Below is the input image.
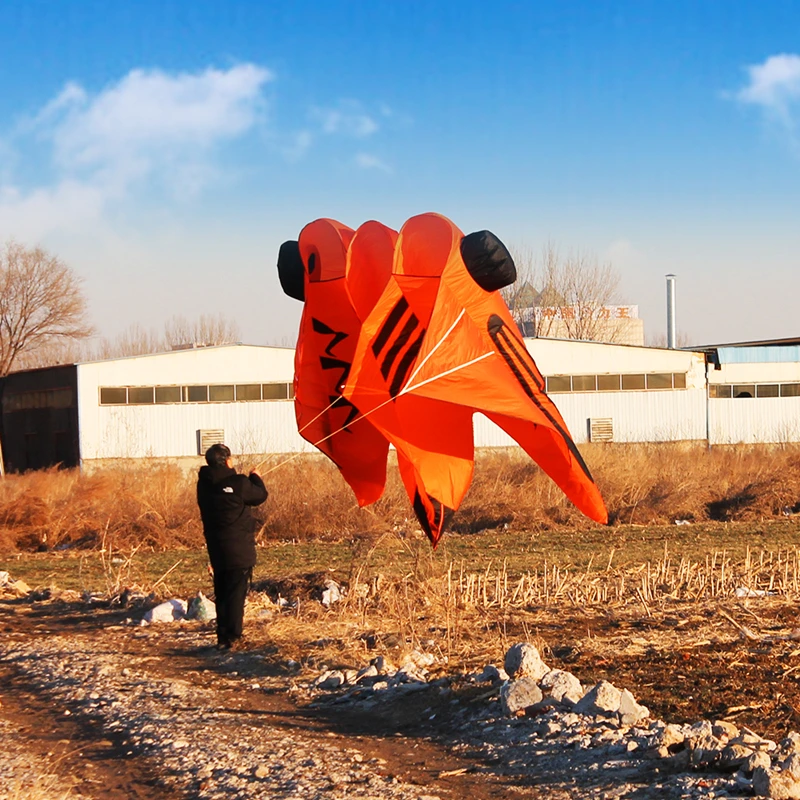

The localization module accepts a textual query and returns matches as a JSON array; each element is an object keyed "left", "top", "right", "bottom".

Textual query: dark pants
[{"left": 213, "top": 567, "right": 252, "bottom": 646}]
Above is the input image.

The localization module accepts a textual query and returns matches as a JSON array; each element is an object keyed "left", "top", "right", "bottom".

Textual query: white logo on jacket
[{"left": 222, "top": 487, "right": 234, "bottom": 493}]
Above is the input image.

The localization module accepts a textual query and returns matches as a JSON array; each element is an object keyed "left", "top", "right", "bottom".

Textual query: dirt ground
[
  {"left": 0, "top": 599, "right": 528, "bottom": 799},
  {"left": 3, "top": 589, "right": 800, "bottom": 798}
]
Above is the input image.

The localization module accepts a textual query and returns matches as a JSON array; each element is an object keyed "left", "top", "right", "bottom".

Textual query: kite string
[
  {"left": 255, "top": 349, "right": 495, "bottom": 476},
  {"left": 403, "top": 308, "right": 465, "bottom": 388}
]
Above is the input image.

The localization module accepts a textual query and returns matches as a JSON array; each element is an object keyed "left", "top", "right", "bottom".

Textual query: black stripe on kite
[
  {"left": 312, "top": 318, "right": 348, "bottom": 357},
  {"left": 380, "top": 312, "right": 419, "bottom": 380},
  {"left": 372, "top": 297, "right": 410, "bottom": 358},
  {"left": 488, "top": 314, "right": 596, "bottom": 485},
  {"left": 389, "top": 326, "right": 426, "bottom": 398},
  {"left": 319, "top": 356, "right": 351, "bottom": 390}
]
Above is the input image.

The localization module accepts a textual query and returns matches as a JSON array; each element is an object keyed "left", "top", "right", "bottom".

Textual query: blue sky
[{"left": 1, "top": 0, "right": 800, "bottom": 347}]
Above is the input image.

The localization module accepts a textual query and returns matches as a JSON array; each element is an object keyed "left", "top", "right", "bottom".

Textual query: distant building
[
  {"left": 508, "top": 282, "right": 645, "bottom": 345},
  {"left": 2, "top": 337, "right": 800, "bottom": 472}
]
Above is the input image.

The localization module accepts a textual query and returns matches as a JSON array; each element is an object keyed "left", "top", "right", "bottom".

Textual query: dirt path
[
  {"left": 5, "top": 595, "right": 795, "bottom": 799},
  {"left": 0, "top": 600, "right": 525, "bottom": 800}
]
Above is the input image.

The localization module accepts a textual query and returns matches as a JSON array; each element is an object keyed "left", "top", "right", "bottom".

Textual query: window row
[
  {"left": 99, "top": 383, "right": 294, "bottom": 406},
  {"left": 3, "top": 388, "right": 74, "bottom": 413},
  {"left": 545, "top": 373, "right": 687, "bottom": 394},
  {"left": 709, "top": 383, "right": 800, "bottom": 399}
]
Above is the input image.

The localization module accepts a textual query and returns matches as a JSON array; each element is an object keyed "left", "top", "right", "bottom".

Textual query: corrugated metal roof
[{"left": 716, "top": 346, "right": 800, "bottom": 364}]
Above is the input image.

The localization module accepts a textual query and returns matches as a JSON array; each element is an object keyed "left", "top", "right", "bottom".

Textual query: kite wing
[{"left": 344, "top": 213, "right": 608, "bottom": 544}]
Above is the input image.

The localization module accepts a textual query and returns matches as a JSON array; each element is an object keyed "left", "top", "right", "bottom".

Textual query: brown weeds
[{"left": 2, "top": 443, "right": 800, "bottom": 554}]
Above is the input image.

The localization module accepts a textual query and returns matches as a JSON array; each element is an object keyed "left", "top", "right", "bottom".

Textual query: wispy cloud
[
  {"left": 310, "top": 100, "right": 379, "bottom": 138},
  {"left": 354, "top": 153, "right": 392, "bottom": 173},
  {"left": 736, "top": 54, "right": 800, "bottom": 148}
]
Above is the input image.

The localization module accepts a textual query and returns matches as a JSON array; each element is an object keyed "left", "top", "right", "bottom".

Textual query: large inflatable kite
[{"left": 278, "top": 212, "right": 608, "bottom": 546}]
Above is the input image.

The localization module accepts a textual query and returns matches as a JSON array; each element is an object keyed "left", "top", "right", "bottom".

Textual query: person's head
[{"left": 205, "top": 443, "right": 232, "bottom": 468}]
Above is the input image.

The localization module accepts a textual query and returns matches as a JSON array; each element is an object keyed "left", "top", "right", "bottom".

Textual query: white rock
[
  {"left": 0, "top": 570, "right": 9, "bottom": 586},
  {"left": 316, "top": 670, "right": 345, "bottom": 690},
  {"left": 783, "top": 733, "right": 800, "bottom": 757},
  {"left": 753, "top": 766, "right": 800, "bottom": 800},
  {"left": 617, "top": 688, "right": 649, "bottom": 725},
  {"left": 356, "top": 664, "right": 379, "bottom": 682},
  {"left": 574, "top": 680, "right": 622, "bottom": 717},
  {"left": 504, "top": 643, "right": 549, "bottom": 681},
  {"left": 406, "top": 650, "right": 435, "bottom": 669},
  {"left": 371, "top": 655, "right": 395, "bottom": 675},
  {"left": 540, "top": 670, "right": 583, "bottom": 704},
  {"left": 744, "top": 749, "right": 772, "bottom": 774},
  {"left": 500, "top": 678, "right": 543, "bottom": 716},
  {"left": 144, "top": 599, "right": 187, "bottom": 623}
]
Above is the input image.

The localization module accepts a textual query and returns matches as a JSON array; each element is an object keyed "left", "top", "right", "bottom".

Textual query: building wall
[
  {"left": 0, "top": 365, "right": 79, "bottom": 471},
  {"left": 482, "top": 338, "right": 708, "bottom": 444},
  {"left": 76, "top": 345, "right": 309, "bottom": 460},
  {"left": 708, "top": 355, "right": 800, "bottom": 444}
]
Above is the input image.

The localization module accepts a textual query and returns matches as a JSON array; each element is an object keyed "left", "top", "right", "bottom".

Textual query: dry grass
[{"left": 2, "top": 443, "right": 800, "bottom": 555}]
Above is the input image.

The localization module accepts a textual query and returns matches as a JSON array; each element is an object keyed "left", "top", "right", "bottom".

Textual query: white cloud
[
  {"left": 0, "top": 180, "right": 106, "bottom": 241},
  {"left": 45, "top": 64, "right": 273, "bottom": 174},
  {"left": 0, "top": 63, "right": 273, "bottom": 240},
  {"left": 311, "top": 100, "right": 379, "bottom": 138},
  {"left": 354, "top": 153, "right": 392, "bottom": 173},
  {"left": 737, "top": 54, "right": 800, "bottom": 118}
]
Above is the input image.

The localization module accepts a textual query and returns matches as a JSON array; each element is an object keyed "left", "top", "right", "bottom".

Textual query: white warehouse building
[{"left": 1, "top": 337, "right": 799, "bottom": 472}]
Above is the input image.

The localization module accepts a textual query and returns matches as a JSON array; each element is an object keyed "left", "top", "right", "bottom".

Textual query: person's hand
[{"left": 250, "top": 469, "right": 261, "bottom": 478}]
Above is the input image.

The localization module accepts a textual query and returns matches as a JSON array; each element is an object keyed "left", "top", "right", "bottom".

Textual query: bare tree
[
  {"left": 0, "top": 241, "right": 93, "bottom": 375},
  {"left": 163, "top": 313, "right": 241, "bottom": 348},
  {"left": 505, "top": 242, "right": 625, "bottom": 342}
]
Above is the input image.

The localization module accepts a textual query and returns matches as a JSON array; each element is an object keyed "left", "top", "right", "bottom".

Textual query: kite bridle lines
[{"left": 257, "top": 308, "right": 495, "bottom": 475}]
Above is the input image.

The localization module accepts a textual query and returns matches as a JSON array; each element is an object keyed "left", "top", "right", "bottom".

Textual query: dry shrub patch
[{"left": 2, "top": 443, "right": 800, "bottom": 555}]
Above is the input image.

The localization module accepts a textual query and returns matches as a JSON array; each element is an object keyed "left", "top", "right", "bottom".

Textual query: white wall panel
[
  {"left": 473, "top": 389, "right": 707, "bottom": 446},
  {"left": 709, "top": 398, "right": 800, "bottom": 444}
]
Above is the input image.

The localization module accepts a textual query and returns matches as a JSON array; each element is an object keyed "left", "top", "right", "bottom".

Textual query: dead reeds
[{"left": 2, "top": 442, "right": 800, "bottom": 554}]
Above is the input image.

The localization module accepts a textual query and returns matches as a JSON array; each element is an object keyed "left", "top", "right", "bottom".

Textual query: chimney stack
[{"left": 666, "top": 274, "right": 677, "bottom": 349}]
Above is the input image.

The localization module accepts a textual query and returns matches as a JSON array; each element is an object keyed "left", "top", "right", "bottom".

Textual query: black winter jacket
[{"left": 196, "top": 465, "right": 268, "bottom": 570}]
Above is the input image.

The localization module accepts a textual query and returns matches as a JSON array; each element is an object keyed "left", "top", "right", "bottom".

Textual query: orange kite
[{"left": 278, "top": 213, "right": 608, "bottom": 546}]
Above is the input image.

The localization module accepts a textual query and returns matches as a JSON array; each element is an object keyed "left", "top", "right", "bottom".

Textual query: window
[
  {"left": 128, "top": 386, "right": 154, "bottom": 404},
  {"left": 209, "top": 384, "right": 234, "bottom": 402},
  {"left": 709, "top": 384, "right": 732, "bottom": 398},
  {"left": 155, "top": 386, "right": 182, "bottom": 403},
  {"left": 186, "top": 385, "right": 208, "bottom": 402},
  {"left": 673, "top": 372, "right": 687, "bottom": 389},
  {"left": 646, "top": 373, "right": 673, "bottom": 390},
  {"left": 263, "top": 383, "right": 290, "bottom": 400},
  {"left": 98, "top": 381, "right": 295, "bottom": 405},
  {"left": 597, "top": 374, "right": 621, "bottom": 391},
  {"left": 756, "top": 384, "right": 779, "bottom": 398},
  {"left": 572, "top": 375, "right": 597, "bottom": 392},
  {"left": 100, "top": 387, "right": 127, "bottom": 405},
  {"left": 621, "top": 374, "right": 646, "bottom": 391},
  {"left": 236, "top": 384, "right": 262, "bottom": 401},
  {"left": 781, "top": 384, "right": 800, "bottom": 397},
  {"left": 733, "top": 385, "right": 755, "bottom": 399},
  {"left": 546, "top": 376, "right": 571, "bottom": 393}
]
